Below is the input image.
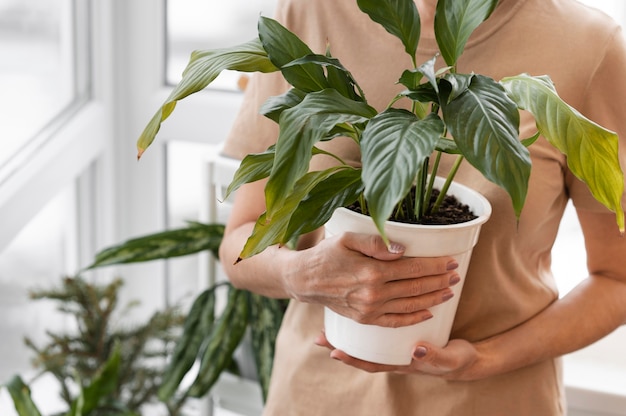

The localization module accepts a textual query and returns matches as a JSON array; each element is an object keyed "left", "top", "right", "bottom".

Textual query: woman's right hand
[{"left": 283, "top": 231, "right": 461, "bottom": 328}]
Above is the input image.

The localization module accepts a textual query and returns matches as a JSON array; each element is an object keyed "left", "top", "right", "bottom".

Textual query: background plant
[
  {"left": 3, "top": 276, "right": 185, "bottom": 416},
  {"left": 86, "top": 222, "right": 286, "bottom": 403},
  {"left": 136, "top": 0, "right": 623, "bottom": 260}
]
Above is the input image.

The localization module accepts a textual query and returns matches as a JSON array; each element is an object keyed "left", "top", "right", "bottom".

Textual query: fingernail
[
  {"left": 442, "top": 289, "right": 454, "bottom": 302},
  {"left": 413, "top": 346, "right": 428, "bottom": 359},
  {"left": 449, "top": 274, "right": 461, "bottom": 285},
  {"left": 447, "top": 260, "right": 459, "bottom": 271},
  {"left": 388, "top": 242, "right": 405, "bottom": 254},
  {"left": 422, "top": 312, "right": 434, "bottom": 322}
]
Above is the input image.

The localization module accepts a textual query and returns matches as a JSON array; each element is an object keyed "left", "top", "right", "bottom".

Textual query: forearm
[
  {"left": 472, "top": 273, "right": 626, "bottom": 379},
  {"left": 219, "top": 221, "right": 301, "bottom": 299}
]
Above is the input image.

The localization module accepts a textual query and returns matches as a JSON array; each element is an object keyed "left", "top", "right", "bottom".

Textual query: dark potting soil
[{"left": 348, "top": 188, "right": 477, "bottom": 226}]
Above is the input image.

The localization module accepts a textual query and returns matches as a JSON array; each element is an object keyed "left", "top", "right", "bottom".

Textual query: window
[
  {"left": 0, "top": 0, "right": 90, "bottom": 177},
  {"left": 166, "top": 0, "right": 276, "bottom": 89}
]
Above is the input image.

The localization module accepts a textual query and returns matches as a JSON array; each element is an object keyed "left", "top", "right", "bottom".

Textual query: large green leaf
[
  {"left": 441, "top": 74, "right": 530, "bottom": 217},
  {"left": 502, "top": 74, "right": 625, "bottom": 231},
  {"left": 258, "top": 16, "right": 328, "bottom": 92},
  {"left": 4, "top": 376, "right": 42, "bottom": 416},
  {"left": 158, "top": 287, "right": 217, "bottom": 402},
  {"left": 264, "top": 89, "right": 376, "bottom": 221},
  {"left": 361, "top": 110, "right": 444, "bottom": 242},
  {"left": 285, "top": 53, "right": 365, "bottom": 101},
  {"left": 435, "top": 0, "right": 499, "bottom": 67},
  {"left": 285, "top": 167, "right": 364, "bottom": 241},
  {"left": 240, "top": 168, "right": 345, "bottom": 259},
  {"left": 247, "top": 293, "right": 288, "bottom": 401},
  {"left": 137, "top": 38, "right": 277, "bottom": 158},
  {"left": 260, "top": 89, "right": 307, "bottom": 122},
  {"left": 225, "top": 148, "right": 276, "bottom": 199},
  {"left": 357, "top": 0, "right": 420, "bottom": 61},
  {"left": 87, "top": 222, "right": 225, "bottom": 269}
]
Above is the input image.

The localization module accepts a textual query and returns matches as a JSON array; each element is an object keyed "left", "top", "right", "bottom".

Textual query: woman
[{"left": 219, "top": 0, "right": 626, "bottom": 414}]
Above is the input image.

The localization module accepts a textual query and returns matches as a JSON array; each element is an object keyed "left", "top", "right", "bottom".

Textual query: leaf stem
[{"left": 432, "top": 155, "right": 464, "bottom": 213}]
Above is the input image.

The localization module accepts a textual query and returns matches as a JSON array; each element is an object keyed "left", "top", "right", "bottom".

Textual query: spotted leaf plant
[{"left": 137, "top": 0, "right": 624, "bottom": 259}]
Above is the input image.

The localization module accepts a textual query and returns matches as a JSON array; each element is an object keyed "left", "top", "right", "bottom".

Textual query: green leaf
[
  {"left": 441, "top": 74, "right": 530, "bottom": 218},
  {"left": 357, "top": 0, "right": 420, "bottom": 60},
  {"left": 435, "top": 0, "right": 499, "bottom": 67},
  {"left": 4, "top": 376, "right": 42, "bottom": 416},
  {"left": 502, "top": 74, "right": 625, "bottom": 231},
  {"left": 260, "top": 89, "right": 307, "bottom": 122},
  {"left": 137, "top": 38, "right": 277, "bottom": 158},
  {"left": 285, "top": 53, "right": 365, "bottom": 101},
  {"left": 87, "top": 222, "right": 225, "bottom": 269},
  {"left": 225, "top": 148, "right": 276, "bottom": 199},
  {"left": 187, "top": 287, "right": 249, "bottom": 397},
  {"left": 158, "top": 287, "right": 217, "bottom": 402},
  {"left": 247, "top": 294, "right": 288, "bottom": 402},
  {"left": 240, "top": 167, "right": 352, "bottom": 259},
  {"left": 285, "top": 168, "right": 364, "bottom": 241},
  {"left": 71, "top": 343, "right": 122, "bottom": 416},
  {"left": 258, "top": 16, "right": 328, "bottom": 92},
  {"left": 361, "top": 110, "right": 444, "bottom": 242},
  {"left": 264, "top": 89, "right": 376, "bottom": 221}
]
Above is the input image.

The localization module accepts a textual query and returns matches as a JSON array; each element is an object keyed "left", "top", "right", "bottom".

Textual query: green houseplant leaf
[
  {"left": 502, "top": 74, "right": 625, "bottom": 231},
  {"left": 264, "top": 89, "right": 376, "bottom": 221},
  {"left": 362, "top": 110, "right": 444, "bottom": 241},
  {"left": 440, "top": 74, "right": 530, "bottom": 217},
  {"left": 4, "top": 376, "right": 42, "bottom": 416},
  {"left": 357, "top": 0, "right": 421, "bottom": 61},
  {"left": 137, "top": 38, "right": 278, "bottom": 158},
  {"left": 258, "top": 16, "right": 329, "bottom": 92},
  {"left": 435, "top": 0, "right": 499, "bottom": 67},
  {"left": 87, "top": 222, "right": 225, "bottom": 268},
  {"left": 158, "top": 286, "right": 217, "bottom": 402}
]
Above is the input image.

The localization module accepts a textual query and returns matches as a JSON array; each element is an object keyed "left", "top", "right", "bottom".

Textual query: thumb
[{"left": 339, "top": 231, "right": 405, "bottom": 261}]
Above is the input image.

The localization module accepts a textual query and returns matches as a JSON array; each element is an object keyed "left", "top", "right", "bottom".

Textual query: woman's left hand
[{"left": 315, "top": 331, "right": 482, "bottom": 381}]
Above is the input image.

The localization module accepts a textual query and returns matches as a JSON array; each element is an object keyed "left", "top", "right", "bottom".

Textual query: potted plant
[{"left": 135, "top": 0, "right": 624, "bottom": 364}]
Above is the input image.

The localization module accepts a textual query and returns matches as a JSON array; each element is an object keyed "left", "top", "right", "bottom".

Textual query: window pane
[
  {"left": 166, "top": 0, "right": 277, "bottom": 89},
  {"left": 0, "top": 0, "right": 81, "bottom": 168}
]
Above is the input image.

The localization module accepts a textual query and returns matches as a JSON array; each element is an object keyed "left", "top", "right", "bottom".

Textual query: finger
[
  {"left": 385, "top": 271, "right": 461, "bottom": 300},
  {"left": 339, "top": 232, "right": 459, "bottom": 279},
  {"left": 378, "top": 288, "right": 455, "bottom": 321},
  {"left": 338, "top": 232, "right": 406, "bottom": 261},
  {"left": 411, "top": 340, "right": 475, "bottom": 374}
]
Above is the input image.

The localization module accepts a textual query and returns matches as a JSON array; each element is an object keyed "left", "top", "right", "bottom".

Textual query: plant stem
[
  {"left": 432, "top": 155, "right": 464, "bottom": 213},
  {"left": 414, "top": 158, "right": 429, "bottom": 220},
  {"left": 423, "top": 151, "right": 442, "bottom": 215}
]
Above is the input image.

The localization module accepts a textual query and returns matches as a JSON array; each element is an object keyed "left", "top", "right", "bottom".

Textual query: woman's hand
[
  {"left": 284, "top": 231, "right": 461, "bottom": 328},
  {"left": 315, "top": 332, "right": 483, "bottom": 381}
]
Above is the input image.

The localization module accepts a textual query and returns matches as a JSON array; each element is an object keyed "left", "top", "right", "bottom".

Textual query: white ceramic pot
[{"left": 323, "top": 178, "right": 492, "bottom": 365}]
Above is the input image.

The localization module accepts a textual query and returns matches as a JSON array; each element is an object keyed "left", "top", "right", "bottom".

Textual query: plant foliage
[{"left": 136, "top": 0, "right": 624, "bottom": 257}]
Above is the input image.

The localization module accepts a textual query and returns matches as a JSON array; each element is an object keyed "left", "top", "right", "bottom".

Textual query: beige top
[{"left": 223, "top": 0, "right": 626, "bottom": 414}]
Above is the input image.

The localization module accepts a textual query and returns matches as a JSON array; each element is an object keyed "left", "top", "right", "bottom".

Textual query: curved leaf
[
  {"left": 225, "top": 148, "right": 275, "bottom": 199},
  {"left": 5, "top": 376, "right": 42, "bottom": 416},
  {"left": 87, "top": 223, "right": 225, "bottom": 269},
  {"left": 285, "top": 168, "right": 364, "bottom": 240},
  {"left": 361, "top": 110, "right": 444, "bottom": 242},
  {"left": 264, "top": 89, "right": 376, "bottom": 221},
  {"left": 357, "top": 0, "right": 420, "bottom": 60},
  {"left": 241, "top": 167, "right": 353, "bottom": 259},
  {"left": 435, "top": 0, "right": 499, "bottom": 67},
  {"left": 502, "top": 74, "right": 625, "bottom": 231},
  {"left": 258, "top": 16, "right": 328, "bottom": 92},
  {"left": 260, "top": 89, "right": 307, "bottom": 122},
  {"left": 247, "top": 294, "right": 288, "bottom": 401},
  {"left": 137, "top": 38, "right": 277, "bottom": 158},
  {"left": 441, "top": 74, "right": 529, "bottom": 217}
]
